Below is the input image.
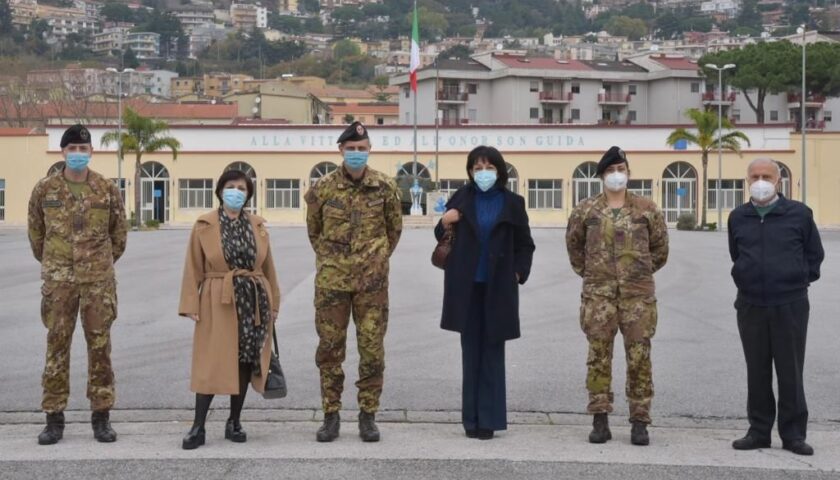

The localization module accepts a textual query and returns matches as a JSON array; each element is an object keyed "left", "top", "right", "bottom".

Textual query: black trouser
[
  {"left": 736, "top": 297, "right": 809, "bottom": 443},
  {"left": 461, "top": 282, "right": 507, "bottom": 432}
]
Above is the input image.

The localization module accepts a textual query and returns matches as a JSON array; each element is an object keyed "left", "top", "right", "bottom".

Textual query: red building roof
[{"left": 493, "top": 54, "right": 593, "bottom": 71}]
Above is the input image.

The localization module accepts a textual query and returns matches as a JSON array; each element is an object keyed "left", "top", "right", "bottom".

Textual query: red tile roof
[
  {"left": 493, "top": 54, "right": 593, "bottom": 71},
  {"left": 0, "top": 98, "right": 237, "bottom": 120},
  {"left": 650, "top": 55, "right": 700, "bottom": 71},
  {"left": 329, "top": 103, "right": 399, "bottom": 115},
  {"left": 0, "top": 127, "right": 38, "bottom": 136}
]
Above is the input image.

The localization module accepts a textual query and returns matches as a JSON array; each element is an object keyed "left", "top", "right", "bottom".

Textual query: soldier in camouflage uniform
[
  {"left": 27, "top": 124, "right": 127, "bottom": 445},
  {"left": 565, "top": 146, "right": 669, "bottom": 446},
  {"left": 304, "top": 122, "right": 402, "bottom": 443}
]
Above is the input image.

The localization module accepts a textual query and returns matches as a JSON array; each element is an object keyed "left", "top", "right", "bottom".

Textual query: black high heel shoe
[
  {"left": 225, "top": 418, "right": 247, "bottom": 443},
  {"left": 182, "top": 426, "right": 205, "bottom": 450}
]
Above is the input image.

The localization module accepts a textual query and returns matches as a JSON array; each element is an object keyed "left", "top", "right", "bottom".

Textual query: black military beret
[
  {"left": 337, "top": 121, "right": 369, "bottom": 144},
  {"left": 596, "top": 146, "right": 628, "bottom": 176},
  {"left": 60, "top": 124, "right": 91, "bottom": 148}
]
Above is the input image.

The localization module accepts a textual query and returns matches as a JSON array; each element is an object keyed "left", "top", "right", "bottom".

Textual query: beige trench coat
[{"left": 179, "top": 210, "right": 281, "bottom": 394}]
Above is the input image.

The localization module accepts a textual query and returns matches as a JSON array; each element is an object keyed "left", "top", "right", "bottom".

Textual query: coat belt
[{"left": 205, "top": 269, "right": 269, "bottom": 326}]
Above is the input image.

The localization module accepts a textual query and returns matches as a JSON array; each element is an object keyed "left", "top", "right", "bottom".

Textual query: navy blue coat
[
  {"left": 434, "top": 185, "right": 535, "bottom": 343},
  {"left": 727, "top": 194, "right": 824, "bottom": 307}
]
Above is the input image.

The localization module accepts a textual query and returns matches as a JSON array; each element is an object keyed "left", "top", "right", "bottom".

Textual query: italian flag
[{"left": 409, "top": 3, "right": 420, "bottom": 92}]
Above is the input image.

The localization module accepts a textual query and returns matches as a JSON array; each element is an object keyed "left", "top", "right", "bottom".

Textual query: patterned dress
[{"left": 219, "top": 208, "right": 271, "bottom": 376}]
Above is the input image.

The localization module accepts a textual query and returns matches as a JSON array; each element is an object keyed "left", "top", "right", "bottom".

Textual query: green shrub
[
  {"left": 144, "top": 219, "right": 161, "bottom": 230},
  {"left": 676, "top": 213, "right": 697, "bottom": 231}
]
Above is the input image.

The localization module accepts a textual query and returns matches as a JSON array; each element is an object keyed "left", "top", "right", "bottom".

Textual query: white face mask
[
  {"left": 750, "top": 179, "right": 777, "bottom": 203},
  {"left": 604, "top": 171, "right": 628, "bottom": 192}
]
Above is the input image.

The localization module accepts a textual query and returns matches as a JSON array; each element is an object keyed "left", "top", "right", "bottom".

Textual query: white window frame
[
  {"left": 707, "top": 179, "right": 745, "bottom": 209},
  {"left": 528, "top": 179, "right": 563, "bottom": 209},
  {"left": 628, "top": 179, "right": 652, "bottom": 198},
  {"left": 266, "top": 179, "right": 301, "bottom": 209},
  {"left": 439, "top": 179, "right": 467, "bottom": 196},
  {"left": 178, "top": 178, "right": 214, "bottom": 209}
]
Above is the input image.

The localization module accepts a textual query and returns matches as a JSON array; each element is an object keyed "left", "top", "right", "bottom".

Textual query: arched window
[
  {"left": 396, "top": 161, "right": 431, "bottom": 179},
  {"left": 778, "top": 162, "right": 792, "bottom": 199},
  {"left": 224, "top": 162, "right": 257, "bottom": 214},
  {"left": 506, "top": 162, "right": 519, "bottom": 193},
  {"left": 140, "top": 161, "right": 170, "bottom": 223},
  {"left": 572, "top": 162, "right": 602, "bottom": 206},
  {"left": 309, "top": 162, "right": 339, "bottom": 186},
  {"left": 661, "top": 162, "right": 698, "bottom": 224}
]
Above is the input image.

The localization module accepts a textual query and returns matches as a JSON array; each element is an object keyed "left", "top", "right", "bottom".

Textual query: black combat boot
[
  {"left": 225, "top": 418, "right": 247, "bottom": 443},
  {"left": 631, "top": 421, "right": 650, "bottom": 446},
  {"left": 316, "top": 412, "right": 340, "bottom": 442},
  {"left": 91, "top": 410, "right": 117, "bottom": 443},
  {"left": 38, "top": 412, "right": 65, "bottom": 445},
  {"left": 588, "top": 413, "right": 612, "bottom": 444},
  {"left": 358, "top": 411, "right": 380, "bottom": 442}
]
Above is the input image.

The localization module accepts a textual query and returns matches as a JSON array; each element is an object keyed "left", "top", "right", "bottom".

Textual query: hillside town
[{"left": 0, "top": 0, "right": 839, "bottom": 130}]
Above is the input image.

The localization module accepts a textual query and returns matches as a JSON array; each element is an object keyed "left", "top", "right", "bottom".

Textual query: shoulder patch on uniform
[
  {"left": 367, "top": 198, "right": 385, "bottom": 207},
  {"left": 304, "top": 189, "right": 318, "bottom": 204}
]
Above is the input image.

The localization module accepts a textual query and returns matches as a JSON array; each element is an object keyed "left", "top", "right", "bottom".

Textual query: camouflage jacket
[
  {"left": 566, "top": 192, "right": 668, "bottom": 298},
  {"left": 305, "top": 166, "right": 402, "bottom": 292},
  {"left": 28, "top": 167, "right": 127, "bottom": 283}
]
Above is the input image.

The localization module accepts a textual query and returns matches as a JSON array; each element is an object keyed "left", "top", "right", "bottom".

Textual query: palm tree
[
  {"left": 666, "top": 108, "right": 750, "bottom": 228},
  {"left": 101, "top": 107, "right": 181, "bottom": 228}
]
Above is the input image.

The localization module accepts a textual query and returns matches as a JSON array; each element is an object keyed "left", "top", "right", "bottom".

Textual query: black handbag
[{"left": 262, "top": 329, "right": 287, "bottom": 399}]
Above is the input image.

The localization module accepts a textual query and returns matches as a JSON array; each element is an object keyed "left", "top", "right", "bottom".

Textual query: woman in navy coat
[{"left": 434, "top": 146, "right": 535, "bottom": 439}]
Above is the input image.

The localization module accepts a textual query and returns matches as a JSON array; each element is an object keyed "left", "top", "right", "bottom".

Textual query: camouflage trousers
[
  {"left": 580, "top": 294, "right": 657, "bottom": 424},
  {"left": 315, "top": 287, "right": 389, "bottom": 414},
  {"left": 40, "top": 279, "right": 117, "bottom": 414}
]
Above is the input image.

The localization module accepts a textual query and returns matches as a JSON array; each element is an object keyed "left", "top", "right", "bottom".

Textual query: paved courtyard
[{"left": 0, "top": 226, "right": 838, "bottom": 478}]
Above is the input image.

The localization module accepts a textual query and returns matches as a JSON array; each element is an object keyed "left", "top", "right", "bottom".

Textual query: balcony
[
  {"left": 796, "top": 119, "right": 826, "bottom": 131},
  {"left": 701, "top": 91, "right": 736, "bottom": 104},
  {"left": 598, "top": 93, "right": 631, "bottom": 104},
  {"left": 787, "top": 93, "right": 826, "bottom": 107},
  {"left": 440, "top": 118, "right": 469, "bottom": 126},
  {"left": 539, "top": 91, "right": 573, "bottom": 103},
  {"left": 437, "top": 90, "right": 468, "bottom": 103}
]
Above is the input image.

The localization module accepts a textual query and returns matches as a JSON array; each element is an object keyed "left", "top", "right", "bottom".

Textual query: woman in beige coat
[{"left": 178, "top": 169, "right": 280, "bottom": 450}]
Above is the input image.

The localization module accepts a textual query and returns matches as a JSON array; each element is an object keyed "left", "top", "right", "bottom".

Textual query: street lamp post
[
  {"left": 797, "top": 25, "right": 807, "bottom": 204},
  {"left": 704, "top": 63, "right": 736, "bottom": 231},
  {"left": 106, "top": 67, "right": 135, "bottom": 206}
]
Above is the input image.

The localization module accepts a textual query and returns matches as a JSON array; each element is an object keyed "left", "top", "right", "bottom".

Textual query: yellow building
[
  {"left": 1, "top": 124, "right": 838, "bottom": 228},
  {"left": 223, "top": 82, "right": 331, "bottom": 123}
]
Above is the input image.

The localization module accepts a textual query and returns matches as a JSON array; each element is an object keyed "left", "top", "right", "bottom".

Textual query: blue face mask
[
  {"left": 473, "top": 170, "right": 498, "bottom": 192},
  {"left": 344, "top": 151, "right": 369, "bottom": 171},
  {"left": 222, "top": 188, "right": 247, "bottom": 210},
  {"left": 65, "top": 152, "right": 90, "bottom": 172}
]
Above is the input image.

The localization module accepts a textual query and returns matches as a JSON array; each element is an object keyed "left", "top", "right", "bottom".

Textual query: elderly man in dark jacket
[{"left": 728, "top": 157, "right": 825, "bottom": 456}]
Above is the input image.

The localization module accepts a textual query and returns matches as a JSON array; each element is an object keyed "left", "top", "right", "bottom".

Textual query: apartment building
[
  {"left": 124, "top": 32, "right": 161, "bottom": 59},
  {"left": 392, "top": 52, "right": 840, "bottom": 132},
  {"left": 171, "top": 5, "right": 216, "bottom": 34},
  {"left": 92, "top": 26, "right": 131, "bottom": 54},
  {"left": 230, "top": 3, "right": 267, "bottom": 30}
]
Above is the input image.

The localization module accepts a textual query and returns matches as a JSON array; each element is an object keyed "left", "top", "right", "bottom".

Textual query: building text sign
[{"left": 47, "top": 125, "right": 792, "bottom": 153}]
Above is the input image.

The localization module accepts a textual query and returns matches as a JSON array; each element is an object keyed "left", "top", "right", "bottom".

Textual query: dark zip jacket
[{"left": 727, "top": 194, "right": 824, "bottom": 307}]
